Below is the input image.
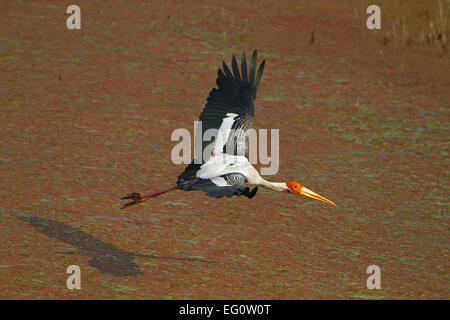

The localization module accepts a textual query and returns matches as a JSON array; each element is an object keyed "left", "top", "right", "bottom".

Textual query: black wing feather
[
  {"left": 177, "top": 50, "right": 265, "bottom": 198},
  {"left": 248, "top": 50, "right": 257, "bottom": 85},
  {"left": 241, "top": 52, "right": 248, "bottom": 84},
  {"left": 222, "top": 62, "right": 237, "bottom": 88},
  {"left": 255, "top": 60, "right": 265, "bottom": 88},
  {"left": 196, "top": 50, "right": 265, "bottom": 160},
  {"left": 231, "top": 55, "right": 242, "bottom": 83}
]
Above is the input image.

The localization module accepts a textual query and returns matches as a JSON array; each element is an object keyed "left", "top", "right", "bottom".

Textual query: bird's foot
[
  {"left": 242, "top": 187, "right": 258, "bottom": 199},
  {"left": 120, "top": 192, "right": 144, "bottom": 209}
]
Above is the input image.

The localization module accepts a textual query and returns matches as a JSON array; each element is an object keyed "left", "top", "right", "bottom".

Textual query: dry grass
[
  {"left": 381, "top": 0, "right": 449, "bottom": 56},
  {"left": 220, "top": 6, "right": 252, "bottom": 43}
]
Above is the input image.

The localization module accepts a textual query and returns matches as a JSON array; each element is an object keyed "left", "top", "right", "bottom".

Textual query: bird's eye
[{"left": 294, "top": 185, "right": 298, "bottom": 189}]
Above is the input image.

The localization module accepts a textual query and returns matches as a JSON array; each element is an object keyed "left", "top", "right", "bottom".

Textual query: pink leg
[
  {"left": 120, "top": 185, "right": 177, "bottom": 209},
  {"left": 141, "top": 185, "right": 178, "bottom": 200}
]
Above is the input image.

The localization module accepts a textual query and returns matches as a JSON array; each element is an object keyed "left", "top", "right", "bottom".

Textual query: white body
[
  {"left": 196, "top": 154, "right": 287, "bottom": 191},
  {"left": 196, "top": 112, "right": 288, "bottom": 192}
]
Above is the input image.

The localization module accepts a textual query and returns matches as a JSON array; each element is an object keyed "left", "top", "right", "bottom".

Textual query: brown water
[{"left": 0, "top": 0, "right": 448, "bottom": 299}]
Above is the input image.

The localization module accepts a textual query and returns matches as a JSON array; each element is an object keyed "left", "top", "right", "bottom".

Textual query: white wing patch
[
  {"left": 196, "top": 154, "right": 251, "bottom": 180},
  {"left": 213, "top": 113, "right": 238, "bottom": 156},
  {"left": 210, "top": 176, "right": 231, "bottom": 187}
]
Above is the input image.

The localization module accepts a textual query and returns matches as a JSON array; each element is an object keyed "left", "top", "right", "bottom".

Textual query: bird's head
[{"left": 286, "top": 181, "right": 337, "bottom": 207}]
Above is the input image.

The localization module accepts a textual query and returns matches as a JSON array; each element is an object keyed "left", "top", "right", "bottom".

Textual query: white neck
[
  {"left": 258, "top": 179, "right": 288, "bottom": 192},
  {"left": 242, "top": 161, "right": 288, "bottom": 192}
]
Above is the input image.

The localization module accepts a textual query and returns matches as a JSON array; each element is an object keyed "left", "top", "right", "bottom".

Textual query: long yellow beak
[{"left": 300, "top": 186, "right": 337, "bottom": 207}]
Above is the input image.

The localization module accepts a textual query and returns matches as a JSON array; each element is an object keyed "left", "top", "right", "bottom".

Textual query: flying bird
[{"left": 120, "top": 50, "right": 336, "bottom": 209}]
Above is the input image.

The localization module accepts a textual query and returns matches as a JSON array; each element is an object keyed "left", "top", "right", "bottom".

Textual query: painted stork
[{"left": 120, "top": 50, "right": 336, "bottom": 209}]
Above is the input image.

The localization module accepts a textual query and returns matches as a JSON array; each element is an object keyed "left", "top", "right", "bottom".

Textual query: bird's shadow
[{"left": 16, "top": 214, "right": 215, "bottom": 277}]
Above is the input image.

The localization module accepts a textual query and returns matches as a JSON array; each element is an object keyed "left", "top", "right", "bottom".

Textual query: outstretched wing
[
  {"left": 197, "top": 50, "right": 265, "bottom": 160},
  {"left": 177, "top": 50, "right": 265, "bottom": 199}
]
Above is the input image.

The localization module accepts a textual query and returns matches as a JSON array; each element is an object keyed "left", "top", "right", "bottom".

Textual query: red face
[{"left": 286, "top": 181, "right": 302, "bottom": 194}]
